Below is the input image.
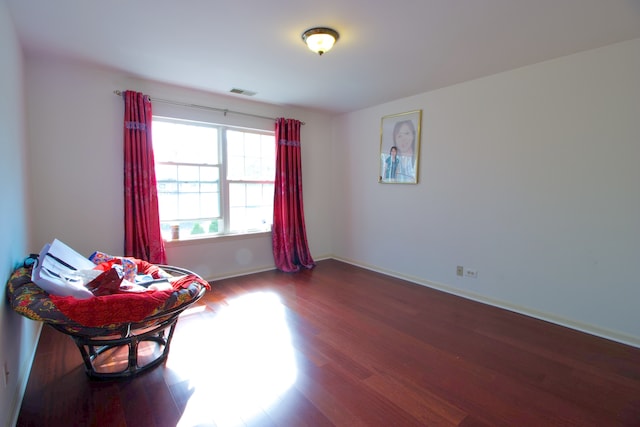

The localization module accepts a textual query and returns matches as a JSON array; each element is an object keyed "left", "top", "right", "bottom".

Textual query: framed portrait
[{"left": 379, "top": 110, "right": 422, "bottom": 184}]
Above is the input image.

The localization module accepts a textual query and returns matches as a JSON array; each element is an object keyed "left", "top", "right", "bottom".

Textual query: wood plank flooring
[{"left": 16, "top": 259, "right": 640, "bottom": 426}]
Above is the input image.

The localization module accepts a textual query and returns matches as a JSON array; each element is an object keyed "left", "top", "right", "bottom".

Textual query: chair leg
[
  {"left": 127, "top": 336, "right": 140, "bottom": 375},
  {"left": 74, "top": 340, "right": 97, "bottom": 374}
]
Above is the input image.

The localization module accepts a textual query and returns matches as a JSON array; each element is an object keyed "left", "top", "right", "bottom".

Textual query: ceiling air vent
[{"left": 230, "top": 88, "right": 257, "bottom": 96}]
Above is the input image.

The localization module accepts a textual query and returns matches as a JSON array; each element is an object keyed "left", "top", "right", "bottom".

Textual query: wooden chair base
[{"left": 54, "top": 313, "right": 180, "bottom": 380}]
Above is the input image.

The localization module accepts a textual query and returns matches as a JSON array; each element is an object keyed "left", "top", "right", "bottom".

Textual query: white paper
[{"left": 31, "top": 239, "right": 95, "bottom": 299}]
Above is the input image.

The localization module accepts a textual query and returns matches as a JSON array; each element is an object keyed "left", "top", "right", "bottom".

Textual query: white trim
[
  {"left": 164, "top": 230, "right": 271, "bottom": 248},
  {"left": 203, "top": 254, "right": 333, "bottom": 282}
]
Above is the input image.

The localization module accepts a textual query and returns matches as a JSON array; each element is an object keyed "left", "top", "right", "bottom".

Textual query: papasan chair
[{"left": 6, "top": 255, "right": 209, "bottom": 380}]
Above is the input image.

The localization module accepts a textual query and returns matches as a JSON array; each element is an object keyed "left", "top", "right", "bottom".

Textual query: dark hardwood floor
[{"left": 16, "top": 259, "right": 640, "bottom": 426}]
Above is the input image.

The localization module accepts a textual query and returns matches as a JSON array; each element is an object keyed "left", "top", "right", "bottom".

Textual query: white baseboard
[{"left": 203, "top": 253, "right": 333, "bottom": 283}]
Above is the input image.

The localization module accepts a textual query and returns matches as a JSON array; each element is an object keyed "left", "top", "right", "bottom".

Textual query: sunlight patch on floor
[
  {"left": 175, "top": 291, "right": 298, "bottom": 426},
  {"left": 181, "top": 304, "right": 208, "bottom": 316}
]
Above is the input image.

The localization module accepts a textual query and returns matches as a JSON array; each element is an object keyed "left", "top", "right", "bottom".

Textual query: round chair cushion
[{"left": 7, "top": 264, "right": 208, "bottom": 337}]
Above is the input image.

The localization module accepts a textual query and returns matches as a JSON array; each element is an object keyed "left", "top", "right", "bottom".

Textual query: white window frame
[{"left": 152, "top": 116, "right": 275, "bottom": 241}]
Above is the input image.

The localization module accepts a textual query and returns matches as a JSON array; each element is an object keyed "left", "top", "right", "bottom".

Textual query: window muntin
[{"left": 152, "top": 117, "right": 275, "bottom": 240}]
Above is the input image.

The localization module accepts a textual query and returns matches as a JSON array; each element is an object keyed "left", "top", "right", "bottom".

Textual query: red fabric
[
  {"left": 86, "top": 268, "right": 124, "bottom": 296},
  {"left": 272, "top": 118, "right": 315, "bottom": 272},
  {"left": 123, "top": 90, "right": 167, "bottom": 264},
  {"left": 40, "top": 258, "right": 211, "bottom": 326},
  {"left": 134, "top": 259, "right": 166, "bottom": 279},
  {"left": 91, "top": 258, "right": 211, "bottom": 292},
  {"left": 171, "top": 274, "right": 211, "bottom": 291},
  {"left": 49, "top": 253, "right": 211, "bottom": 329},
  {"left": 49, "top": 274, "right": 209, "bottom": 327},
  {"left": 50, "top": 290, "right": 174, "bottom": 327},
  {"left": 92, "top": 260, "right": 119, "bottom": 272}
]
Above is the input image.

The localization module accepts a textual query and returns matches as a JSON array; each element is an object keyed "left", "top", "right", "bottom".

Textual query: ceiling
[{"left": 7, "top": 0, "right": 640, "bottom": 114}]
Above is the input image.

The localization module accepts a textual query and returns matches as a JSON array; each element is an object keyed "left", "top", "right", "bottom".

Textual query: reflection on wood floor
[{"left": 17, "top": 259, "right": 640, "bottom": 426}]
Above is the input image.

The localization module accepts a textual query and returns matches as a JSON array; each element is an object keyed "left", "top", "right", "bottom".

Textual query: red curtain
[
  {"left": 272, "top": 118, "right": 315, "bottom": 272},
  {"left": 123, "top": 91, "right": 167, "bottom": 264}
]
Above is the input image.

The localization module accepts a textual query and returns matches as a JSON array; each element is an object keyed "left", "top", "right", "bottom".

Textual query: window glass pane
[
  {"left": 263, "top": 184, "right": 274, "bottom": 204},
  {"left": 229, "top": 183, "right": 246, "bottom": 208},
  {"left": 158, "top": 193, "right": 178, "bottom": 220},
  {"left": 209, "top": 219, "right": 223, "bottom": 234},
  {"left": 229, "top": 207, "right": 246, "bottom": 232},
  {"left": 178, "top": 182, "right": 198, "bottom": 193},
  {"left": 227, "top": 130, "right": 244, "bottom": 157},
  {"left": 244, "top": 133, "right": 261, "bottom": 156},
  {"left": 178, "top": 165, "right": 199, "bottom": 182},
  {"left": 188, "top": 221, "right": 207, "bottom": 236},
  {"left": 229, "top": 183, "right": 273, "bottom": 232},
  {"left": 159, "top": 223, "right": 171, "bottom": 241},
  {"left": 153, "top": 120, "right": 218, "bottom": 164},
  {"left": 260, "top": 205, "right": 272, "bottom": 224},
  {"left": 262, "top": 135, "right": 276, "bottom": 178},
  {"left": 178, "top": 193, "right": 201, "bottom": 219},
  {"left": 245, "top": 207, "right": 259, "bottom": 229},
  {"left": 158, "top": 181, "right": 177, "bottom": 193},
  {"left": 245, "top": 157, "right": 261, "bottom": 180},
  {"left": 200, "top": 166, "right": 218, "bottom": 182},
  {"left": 227, "top": 130, "right": 275, "bottom": 181},
  {"left": 227, "top": 156, "right": 244, "bottom": 180},
  {"left": 201, "top": 194, "right": 219, "bottom": 218},
  {"left": 155, "top": 164, "right": 178, "bottom": 181},
  {"left": 200, "top": 182, "right": 218, "bottom": 193},
  {"left": 245, "top": 184, "right": 262, "bottom": 206}
]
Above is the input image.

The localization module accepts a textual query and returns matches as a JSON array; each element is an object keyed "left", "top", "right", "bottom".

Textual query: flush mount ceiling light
[{"left": 301, "top": 27, "right": 339, "bottom": 56}]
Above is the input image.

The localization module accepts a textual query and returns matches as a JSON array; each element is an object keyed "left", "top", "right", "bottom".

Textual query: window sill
[{"left": 163, "top": 230, "right": 271, "bottom": 248}]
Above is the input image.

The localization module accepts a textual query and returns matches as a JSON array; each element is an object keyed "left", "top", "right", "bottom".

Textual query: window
[{"left": 152, "top": 117, "right": 275, "bottom": 240}]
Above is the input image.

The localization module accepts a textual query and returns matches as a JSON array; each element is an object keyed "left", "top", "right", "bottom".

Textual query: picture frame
[{"left": 379, "top": 110, "right": 422, "bottom": 184}]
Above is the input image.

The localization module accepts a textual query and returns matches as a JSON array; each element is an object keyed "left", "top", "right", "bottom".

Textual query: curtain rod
[{"left": 113, "top": 90, "right": 304, "bottom": 125}]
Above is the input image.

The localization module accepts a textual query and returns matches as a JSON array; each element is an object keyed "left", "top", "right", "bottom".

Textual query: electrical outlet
[
  {"left": 456, "top": 265, "right": 464, "bottom": 277},
  {"left": 464, "top": 268, "right": 478, "bottom": 279}
]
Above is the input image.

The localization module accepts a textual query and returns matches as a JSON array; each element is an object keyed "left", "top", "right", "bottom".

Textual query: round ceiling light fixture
[{"left": 301, "top": 27, "right": 339, "bottom": 56}]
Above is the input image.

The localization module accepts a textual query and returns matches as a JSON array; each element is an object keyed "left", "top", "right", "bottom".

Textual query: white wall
[
  {"left": 24, "top": 56, "right": 333, "bottom": 280},
  {"left": 332, "top": 38, "right": 640, "bottom": 346},
  {"left": 0, "top": 2, "right": 41, "bottom": 426}
]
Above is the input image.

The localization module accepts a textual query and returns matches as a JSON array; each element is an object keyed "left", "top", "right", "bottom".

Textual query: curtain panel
[
  {"left": 123, "top": 91, "right": 167, "bottom": 263},
  {"left": 272, "top": 118, "right": 315, "bottom": 272}
]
